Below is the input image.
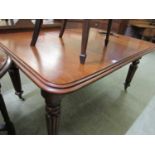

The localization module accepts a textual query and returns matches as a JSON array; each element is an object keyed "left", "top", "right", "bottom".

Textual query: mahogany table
[{"left": 0, "top": 28, "right": 155, "bottom": 134}]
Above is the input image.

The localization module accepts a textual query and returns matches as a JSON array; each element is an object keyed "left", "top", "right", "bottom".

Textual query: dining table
[{"left": 0, "top": 28, "right": 155, "bottom": 134}]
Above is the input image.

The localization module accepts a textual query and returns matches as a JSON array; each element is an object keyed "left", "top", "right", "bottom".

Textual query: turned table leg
[
  {"left": 41, "top": 90, "right": 63, "bottom": 135},
  {"left": 0, "top": 83, "right": 15, "bottom": 135},
  {"left": 31, "top": 19, "right": 43, "bottom": 46},
  {"left": 124, "top": 58, "right": 140, "bottom": 90},
  {"left": 8, "top": 62, "right": 24, "bottom": 100}
]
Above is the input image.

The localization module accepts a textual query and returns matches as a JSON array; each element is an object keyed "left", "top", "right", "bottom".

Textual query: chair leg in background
[
  {"left": 0, "top": 83, "right": 15, "bottom": 135},
  {"left": 8, "top": 62, "right": 24, "bottom": 100}
]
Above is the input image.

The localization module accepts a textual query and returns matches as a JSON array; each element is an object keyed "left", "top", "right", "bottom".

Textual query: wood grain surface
[{"left": 0, "top": 28, "right": 155, "bottom": 94}]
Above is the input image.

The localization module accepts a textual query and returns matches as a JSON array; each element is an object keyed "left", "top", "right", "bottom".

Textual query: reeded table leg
[
  {"left": 8, "top": 62, "right": 24, "bottom": 100},
  {"left": 31, "top": 19, "right": 43, "bottom": 46},
  {"left": 0, "top": 83, "right": 15, "bottom": 135},
  {"left": 124, "top": 58, "right": 140, "bottom": 90},
  {"left": 41, "top": 90, "right": 63, "bottom": 135}
]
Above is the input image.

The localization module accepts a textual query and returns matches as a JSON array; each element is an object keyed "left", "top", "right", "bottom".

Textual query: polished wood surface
[
  {"left": 1, "top": 28, "right": 155, "bottom": 134},
  {"left": 32, "top": 19, "right": 113, "bottom": 64},
  {"left": 59, "top": 19, "right": 113, "bottom": 63},
  {"left": 0, "top": 29, "right": 155, "bottom": 94}
]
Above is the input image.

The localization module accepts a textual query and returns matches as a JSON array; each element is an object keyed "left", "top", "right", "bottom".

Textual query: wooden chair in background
[
  {"left": 31, "top": 19, "right": 113, "bottom": 64},
  {"left": 59, "top": 19, "right": 113, "bottom": 63},
  {"left": 0, "top": 50, "right": 24, "bottom": 134}
]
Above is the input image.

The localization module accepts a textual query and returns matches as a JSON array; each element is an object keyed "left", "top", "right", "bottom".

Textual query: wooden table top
[{"left": 0, "top": 29, "right": 155, "bottom": 94}]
